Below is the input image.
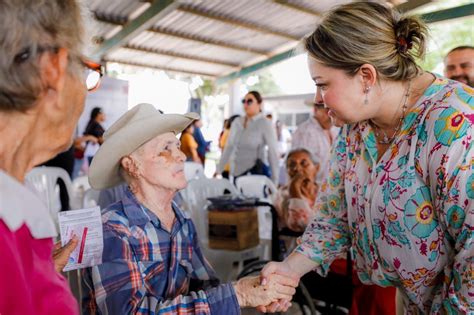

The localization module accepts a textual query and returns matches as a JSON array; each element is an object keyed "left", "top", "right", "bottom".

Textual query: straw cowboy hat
[{"left": 89, "top": 103, "right": 199, "bottom": 189}]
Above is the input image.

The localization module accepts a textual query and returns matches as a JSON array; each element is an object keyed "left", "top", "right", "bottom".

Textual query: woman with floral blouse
[{"left": 260, "top": 2, "right": 473, "bottom": 314}]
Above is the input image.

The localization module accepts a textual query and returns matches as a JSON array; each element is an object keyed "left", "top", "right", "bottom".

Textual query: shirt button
[{"left": 142, "top": 273, "right": 146, "bottom": 277}]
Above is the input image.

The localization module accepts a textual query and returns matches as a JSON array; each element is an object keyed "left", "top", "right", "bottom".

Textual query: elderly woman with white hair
[
  {"left": 82, "top": 103, "right": 298, "bottom": 314},
  {"left": 0, "top": 1, "right": 102, "bottom": 314},
  {"left": 275, "top": 148, "right": 321, "bottom": 234}
]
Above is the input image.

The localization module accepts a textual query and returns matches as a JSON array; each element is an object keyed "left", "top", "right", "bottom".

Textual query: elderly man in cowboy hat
[{"left": 81, "top": 103, "right": 298, "bottom": 314}]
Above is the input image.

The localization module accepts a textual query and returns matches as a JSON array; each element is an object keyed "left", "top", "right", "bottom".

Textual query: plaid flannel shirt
[{"left": 82, "top": 188, "right": 239, "bottom": 315}]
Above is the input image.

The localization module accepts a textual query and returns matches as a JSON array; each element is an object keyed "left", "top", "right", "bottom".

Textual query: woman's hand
[
  {"left": 258, "top": 253, "right": 318, "bottom": 313},
  {"left": 52, "top": 236, "right": 78, "bottom": 273},
  {"left": 233, "top": 274, "right": 297, "bottom": 309},
  {"left": 256, "top": 259, "right": 304, "bottom": 313}
]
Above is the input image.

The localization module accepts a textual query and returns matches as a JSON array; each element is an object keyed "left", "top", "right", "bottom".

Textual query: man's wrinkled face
[{"left": 133, "top": 132, "right": 187, "bottom": 191}]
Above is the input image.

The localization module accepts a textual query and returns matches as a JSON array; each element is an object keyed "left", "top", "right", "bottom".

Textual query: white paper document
[{"left": 58, "top": 207, "right": 103, "bottom": 271}]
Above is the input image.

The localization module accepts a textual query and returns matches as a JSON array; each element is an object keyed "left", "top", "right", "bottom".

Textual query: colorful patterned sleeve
[
  {"left": 295, "top": 125, "right": 350, "bottom": 276},
  {"left": 427, "top": 85, "right": 474, "bottom": 312},
  {"left": 84, "top": 222, "right": 239, "bottom": 315}
]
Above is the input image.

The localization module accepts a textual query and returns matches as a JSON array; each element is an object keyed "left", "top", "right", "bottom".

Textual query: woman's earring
[{"left": 364, "top": 86, "right": 371, "bottom": 105}]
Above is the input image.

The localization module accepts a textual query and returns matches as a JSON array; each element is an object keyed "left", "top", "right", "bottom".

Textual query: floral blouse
[{"left": 296, "top": 76, "right": 473, "bottom": 314}]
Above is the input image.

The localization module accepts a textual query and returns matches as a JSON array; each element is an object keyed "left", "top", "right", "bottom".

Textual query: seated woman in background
[
  {"left": 275, "top": 148, "right": 320, "bottom": 234},
  {"left": 82, "top": 103, "right": 297, "bottom": 314}
]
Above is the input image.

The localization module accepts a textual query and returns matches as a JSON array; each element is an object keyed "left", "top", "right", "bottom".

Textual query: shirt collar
[
  {"left": 249, "top": 112, "right": 264, "bottom": 122},
  {"left": 309, "top": 116, "right": 323, "bottom": 130},
  {"left": 0, "top": 170, "right": 57, "bottom": 239},
  {"left": 122, "top": 187, "right": 186, "bottom": 228}
]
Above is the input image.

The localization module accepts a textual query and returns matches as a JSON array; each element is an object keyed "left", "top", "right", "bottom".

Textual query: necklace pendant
[{"left": 380, "top": 135, "right": 391, "bottom": 144}]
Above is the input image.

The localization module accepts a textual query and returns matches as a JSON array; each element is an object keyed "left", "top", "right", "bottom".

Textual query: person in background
[
  {"left": 216, "top": 91, "right": 279, "bottom": 183},
  {"left": 291, "top": 100, "right": 339, "bottom": 184},
  {"left": 219, "top": 114, "right": 239, "bottom": 179},
  {"left": 275, "top": 120, "right": 292, "bottom": 158},
  {"left": 82, "top": 104, "right": 297, "bottom": 314},
  {"left": 261, "top": 2, "right": 473, "bottom": 314},
  {"left": 275, "top": 148, "right": 320, "bottom": 233},
  {"left": 0, "top": 0, "right": 99, "bottom": 314},
  {"left": 192, "top": 118, "right": 210, "bottom": 165},
  {"left": 180, "top": 124, "right": 201, "bottom": 163},
  {"left": 218, "top": 118, "right": 229, "bottom": 149},
  {"left": 444, "top": 45, "right": 474, "bottom": 87},
  {"left": 83, "top": 106, "right": 105, "bottom": 164}
]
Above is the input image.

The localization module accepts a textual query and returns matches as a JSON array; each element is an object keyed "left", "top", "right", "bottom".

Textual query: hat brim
[{"left": 89, "top": 113, "right": 198, "bottom": 189}]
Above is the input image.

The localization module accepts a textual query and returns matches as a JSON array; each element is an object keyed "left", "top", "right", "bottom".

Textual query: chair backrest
[
  {"left": 235, "top": 175, "right": 277, "bottom": 202},
  {"left": 183, "top": 178, "right": 238, "bottom": 241},
  {"left": 70, "top": 176, "right": 91, "bottom": 209},
  {"left": 72, "top": 175, "right": 90, "bottom": 193},
  {"left": 184, "top": 162, "right": 205, "bottom": 181},
  {"left": 25, "top": 166, "right": 73, "bottom": 220},
  {"left": 235, "top": 175, "right": 278, "bottom": 240},
  {"left": 83, "top": 188, "right": 101, "bottom": 208}
]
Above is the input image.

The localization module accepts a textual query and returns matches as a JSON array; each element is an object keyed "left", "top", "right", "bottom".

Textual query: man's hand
[
  {"left": 233, "top": 274, "right": 297, "bottom": 308},
  {"left": 52, "top": 236, "right": 78, "bottom": 273}
]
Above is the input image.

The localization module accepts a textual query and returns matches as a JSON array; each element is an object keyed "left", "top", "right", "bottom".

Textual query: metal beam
[
  {"left": 105, "top": 59, "right": 217, "bottom": 78},
  {"left": 420, "top": 3, "right": 474, "bottom": 23},
  {"left": 272, "top": 0, "right": 321, "bottom": 17},
  {"left": 216, "top": 49, "right": 297, "bottom": 85},
  {"left": 92, "top": 0, "right": 180, "bottom": 60},
  {"left": 123, "top": 44, "right": 240, "bottom": 68},
  {"left": 216, "top": 3, "right": 474, "bottom": 85},
  {"left": 93, "top": 12, "right": 268, "bottom": 56},
  {"left": 151, "top": 27, "right": 270, "bottom": 56},
  {"left": 177, "top": 5, "right": 300, "bottom": 41},
  {"left": 396, "top": 0, "right": 432, "bottom": 13}
]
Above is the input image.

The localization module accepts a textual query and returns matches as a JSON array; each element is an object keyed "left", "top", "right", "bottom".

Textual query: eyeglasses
[
  {"left": 241, "top": 98, "right": 254, "bottom": 106},
  {"left": 13, "top": 45, "right": 103, "bottom": 92},
  {"left": 82, "top": 58, "right": 103, "bottom": 91}
]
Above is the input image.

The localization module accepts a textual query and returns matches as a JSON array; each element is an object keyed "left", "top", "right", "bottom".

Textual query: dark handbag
[{"left": 247, "top": 158, "right": 272, "bottom": 178}]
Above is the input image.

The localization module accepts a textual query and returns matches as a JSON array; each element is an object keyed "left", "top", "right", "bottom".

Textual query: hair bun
[{"left": 394, "top": 16, "right": 427, "bottom": 58}]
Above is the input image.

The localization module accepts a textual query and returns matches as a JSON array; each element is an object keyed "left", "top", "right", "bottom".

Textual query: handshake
[{"left": 233, "top": 260, "right": 301, "bottom": 312}]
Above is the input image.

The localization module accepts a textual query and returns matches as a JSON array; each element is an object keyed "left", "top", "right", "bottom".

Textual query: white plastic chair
[
  {"left": 184, "top": 178, "right": 237, "bottom": 241},
  {"left": 235, "top": 175, "right": 278, "bottom": 202},
  {"left": 70, "top": 175, "right": 90, "bottom": 209},
  {"left": 25, "top": 166, "right": 73, "bottom": 222},
  {"left": 184, "top": 161, "right": 205, "bottom": 181},
  {"left": 183, "top": 178, "right": 262, "bottom": 281},
  {"left": 235, "top": 175, "right": 277, "bottom": 242},
  {"left": 82, "top": 188, "right": 101, "bottom": 208}
]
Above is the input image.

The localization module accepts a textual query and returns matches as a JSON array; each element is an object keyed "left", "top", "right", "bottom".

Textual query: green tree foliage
[
  {"left": 419, "top": 17, "right": 474, "bottom": 72},
  {"left": 244, "top": 70, "right": 282, "bottom": 96}
]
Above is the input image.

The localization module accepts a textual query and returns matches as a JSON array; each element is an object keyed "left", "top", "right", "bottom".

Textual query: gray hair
[
  {"left": 286, "top": 148, "right": 320, "bottom": 166},
  {"left": 0, "top": 0, "right": 85, "bottom": 112},
  {"left": 119, "top": 145, "right": 146, "bottom": 184}
]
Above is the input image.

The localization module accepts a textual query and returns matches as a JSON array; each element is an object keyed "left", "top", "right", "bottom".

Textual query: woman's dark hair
[
  {"left": 228, "top": 114, "right": 240, "bottom": 129},
  {"left": 90, "top": 107, "right": 102, "bottom": 121},
  {"left": 247, "top": 90, "right": 263, "bottom": 104}
]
